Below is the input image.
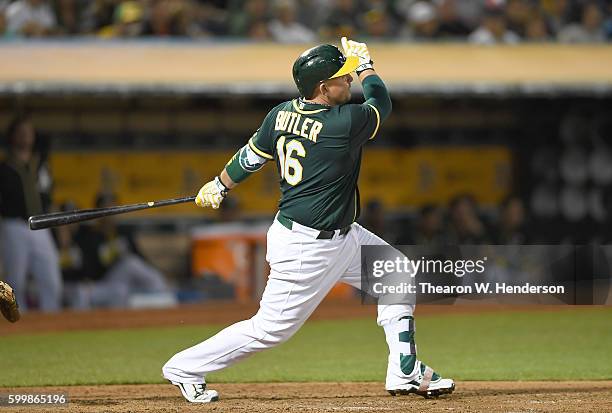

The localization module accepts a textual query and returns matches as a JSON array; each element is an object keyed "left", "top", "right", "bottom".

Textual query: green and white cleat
[
  {"left": 387, "top": 361, "right": 455, "bottom": 399},
  {"left": 171, "top": 381, "right": 219, "bottom": 403}
]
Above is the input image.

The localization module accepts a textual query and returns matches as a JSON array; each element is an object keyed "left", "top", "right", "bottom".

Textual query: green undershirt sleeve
[{"left": 361, "top": 74, "right": 392, "bottom": 122}]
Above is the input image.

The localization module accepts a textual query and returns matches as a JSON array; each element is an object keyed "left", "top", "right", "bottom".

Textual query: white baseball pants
[{"left": 163, "top": 217, "right": 417, "bottom": 387}]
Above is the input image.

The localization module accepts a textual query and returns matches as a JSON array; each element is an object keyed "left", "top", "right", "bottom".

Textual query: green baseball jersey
[{"left": 249, "top": 95, "right": 383, "bottom": 231}]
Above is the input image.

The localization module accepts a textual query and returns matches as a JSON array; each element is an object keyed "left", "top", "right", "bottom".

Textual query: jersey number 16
[{"left": 276, "top": 136, "right": 305, "bottom": 186}]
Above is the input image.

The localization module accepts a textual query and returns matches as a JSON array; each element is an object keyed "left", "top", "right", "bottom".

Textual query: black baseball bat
[{"left": 28, "top": 195, "right": 196, "bottom": 230}]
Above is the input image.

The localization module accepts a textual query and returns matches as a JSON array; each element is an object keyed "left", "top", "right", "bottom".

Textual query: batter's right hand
[{"left": 195, "top": 177, "right": 228, "bottom": 209}]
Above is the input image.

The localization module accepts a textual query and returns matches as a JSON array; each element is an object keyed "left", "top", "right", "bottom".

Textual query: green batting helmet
[{"left": 292, "top": 44, "right": 359, "bottom": 98}]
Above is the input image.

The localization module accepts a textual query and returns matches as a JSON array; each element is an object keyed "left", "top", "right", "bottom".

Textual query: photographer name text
[{"left": 372, "top": 282, "right": 566, "bottom": 295}]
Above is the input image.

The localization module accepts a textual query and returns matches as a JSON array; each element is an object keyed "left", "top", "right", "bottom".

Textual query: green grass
[{"left": 1, "top": 308, "right": 611, "bottom": 387}]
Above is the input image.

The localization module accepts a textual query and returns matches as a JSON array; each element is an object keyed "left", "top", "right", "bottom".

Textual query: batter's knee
[
  {"left": 161, "top": 361, "right": 171, "bottom": 377},
  {"left": 250, "top": 313, "right": 301, "bottom": 346},
  {"left": 161, "top": 357, "right": 180, "bottom": 380}
]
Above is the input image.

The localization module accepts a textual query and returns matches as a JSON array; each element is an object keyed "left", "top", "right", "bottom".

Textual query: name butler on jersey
[{"left": 274, "top": 103, "right": 323, "bottom": 143}]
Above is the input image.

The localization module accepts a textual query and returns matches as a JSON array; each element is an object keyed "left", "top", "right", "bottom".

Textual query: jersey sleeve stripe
[
  {"left": 367, "top": 104, "right": 381, "bottom": 140},
  {"left": 248, "top": 137, "right": 274, "bottom": 160}
]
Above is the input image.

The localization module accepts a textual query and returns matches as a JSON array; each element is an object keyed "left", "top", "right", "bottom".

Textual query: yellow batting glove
[
  {"left": 195, "top": 176, "right": 229, "bottom": 209},
  {"left": 341, "top": 37, "right": 374, "bottom": 74}
]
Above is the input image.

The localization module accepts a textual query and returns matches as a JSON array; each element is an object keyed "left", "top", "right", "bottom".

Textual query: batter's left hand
[
  {"left": 341, "top": 37, "right": 373, "bottom": 74},
  {"left": 195, "top": 177, "right": 228, "bottom": 209}
]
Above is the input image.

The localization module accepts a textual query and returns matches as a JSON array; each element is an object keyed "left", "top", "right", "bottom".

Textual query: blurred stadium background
[{"left": 1, "top": 0, "right": 612, "bottom": 311}]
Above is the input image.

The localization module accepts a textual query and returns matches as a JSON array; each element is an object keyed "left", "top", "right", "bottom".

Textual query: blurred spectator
[
  {"left": 446, "top": 194, "right": 490, "bottom": 244},
  {"left": 228, "top": 0, "right": 269, "bottom": 37},
  {"left": 67, "top": 192, "right": 169, "bottom": 309},
  {"left": 468, "top": 6, "right": 520, "bottom": 44},
  {"left": 540, "top": 0, "right": 571, "bottom": 34},
  {"left": 97, "top": 0, "right": 144, "bottom": 38},
  {"left": 320, "top": 0, "right": 362, "bottom": 39},
  {"left": 493, "top": 195, "right": 528, "bottom": 244},
  {"left": 247, "top": 18, "right": 271, "bottom": 40},
  {"left": 359, "top": 199, "right": 397, "bottom": 243},
  {"left": 0, "top": 114, "right": 62, "bottom": 312},
  {"left": 5, "top": 0, "right": 58, "bottom": 37},
  {"left": 505, "top": 0, "right": 532, "bottom": 38},
  {"left": 268, "top": 0, "right": 315, "bottom": 43},
  {"left": 53, "top": 201, "right": 84, "bottom": 306},
  {"left": 293, "top": 0, "right": 332, "bottom": 31},
  {"left": 605, "top": 3, "right": 612, "bottom": 40},
  {"left": 360, "top": 0, "right": 396, "bottom": 38},
  {"left": 558, "top": 1, "right": 605, "bottom": 43},
  {"left": 363, "top": 0, "right": 387, "bottom": 10},
  {"left": 55, "top": 0, "right": 79, "bottom": 34},
  {"left": 450, "top": 0, "right": 482, "bottom": 29},
  {"left": 31, "top": 126, "right": 53, "bottom": 213},
  {"left": 412, "top": 204, "right": 445, "bottom": 247},
  {"left": 361, "top": 8, "right": 394, "bottom": 38},
  {"left": 142, "top": 0, "right": 200, "bottom": 37},
  {"left": 525, "top": 11, "right": 551, "bottom": 42},
  {"left": 400, "top": 1, "right": 440, "bottom": 40},
  {"left": 0, "top": 6, "right": 8, "bottom": 37},
  {"left": 80, "top": 0, "right": 118, "bottom": 34},
  {"left": 192, "top": 1, "right": 229, "bottom": 36},
  {"left": 436, "top": 0, "right": 471, "bottom": 38}
]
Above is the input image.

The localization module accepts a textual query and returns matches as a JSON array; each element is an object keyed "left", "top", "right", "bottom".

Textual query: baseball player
[
  {"left": 162, "top": 38, "right": 455, "bottom": 402},
  {"left": 0, "top": 115, "right": 62, "bottom": 312}
]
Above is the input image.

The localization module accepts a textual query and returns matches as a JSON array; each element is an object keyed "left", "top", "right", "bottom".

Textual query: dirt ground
[{"left": 1, "top": 381, "right": 611, "bottom": 413}]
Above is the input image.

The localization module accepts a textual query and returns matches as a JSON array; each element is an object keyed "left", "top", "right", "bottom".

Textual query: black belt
[{"left": 276, "top": 214, "right": 351, "bottom": 239}]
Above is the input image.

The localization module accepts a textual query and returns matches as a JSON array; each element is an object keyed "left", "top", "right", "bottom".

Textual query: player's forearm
[
  {"left": 361, "top": 72, "right": 392, "bottom": 121},
  {"left": 358, "top": 68, "right": 376, "bottom": 82},
  {"left": 219, "top": 169, "right": 237, "bottom": 190},
  {"left": 223, "top": 149, "right": 249, "bottom": 187}
]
